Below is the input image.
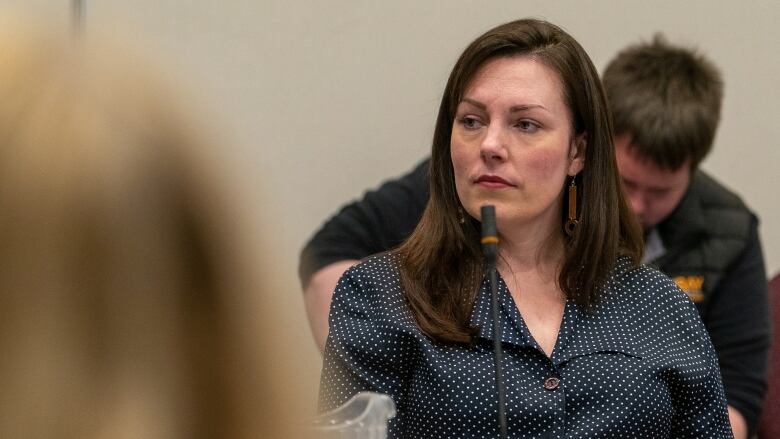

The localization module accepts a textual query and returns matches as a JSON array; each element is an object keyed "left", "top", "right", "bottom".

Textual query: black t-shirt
[{"left": 299, "top": 159, "right": 429, "bottom": 287}]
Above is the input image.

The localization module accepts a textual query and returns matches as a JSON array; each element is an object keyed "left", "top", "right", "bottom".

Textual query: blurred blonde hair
[{"left": 0, "top": 22, "right": 299, "bottom": 439}]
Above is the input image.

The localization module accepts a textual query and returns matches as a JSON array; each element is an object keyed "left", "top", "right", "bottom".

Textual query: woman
[
  {"left": 0, "top": 23, "right": 303, "bottom": 439},
  {"left": 319, "top": 18, "right": 733, "bottom": 438}
]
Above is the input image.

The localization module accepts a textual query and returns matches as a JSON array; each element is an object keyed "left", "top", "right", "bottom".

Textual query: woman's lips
[{"left": 475, "top": 175, "right": 514, "bottom": 188}]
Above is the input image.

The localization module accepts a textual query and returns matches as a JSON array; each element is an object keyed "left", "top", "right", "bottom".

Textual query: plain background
[{"left": 5, "top": 0, "right": 779, "bottom": 415}]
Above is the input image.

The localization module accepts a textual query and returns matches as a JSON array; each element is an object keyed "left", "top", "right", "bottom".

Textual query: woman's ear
[{"left": 568, "top": 132, "right": 587, "bottom": 175}]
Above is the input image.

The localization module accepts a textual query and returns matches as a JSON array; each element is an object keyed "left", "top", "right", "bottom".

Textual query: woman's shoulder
[
  {"left": 607, "top": 258, "right": 695, "bottom": 318},
  {"left": 333, "top": 252, "right": 406, "bottom": 312},
  {"left": 328, "top": 251, "right": 418, "bottom": 346},
  {"left": 600, "top": 259, "right": 711, "bottom": 360},
  {"left": 340, "top": 252, "right": 402, "bottom": 289}
]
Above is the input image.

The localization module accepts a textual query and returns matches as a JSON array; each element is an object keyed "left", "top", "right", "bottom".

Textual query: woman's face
[{"left": 451, "top": 56, "right": 585, "bottom": 236}]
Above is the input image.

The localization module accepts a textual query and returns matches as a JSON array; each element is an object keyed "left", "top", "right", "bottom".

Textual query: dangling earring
[
  {"left": 457, "top": 206, "right": 466, "bottom": 224},
  {"left": 565, "top": 176, "right": 578, "bottom": 236}
]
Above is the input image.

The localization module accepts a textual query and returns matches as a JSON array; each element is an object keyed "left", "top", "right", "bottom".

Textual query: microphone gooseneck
[{"left": 480, "top": 205, "right": 508, "bottom": 439}]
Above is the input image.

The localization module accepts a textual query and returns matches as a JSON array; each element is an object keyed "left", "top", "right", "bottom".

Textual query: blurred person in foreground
[
  {"left": 302, "top": 33, "right": 768, "bottom": 438},
  {"left": 0, "top": 23, "right": 302, "bottom": 439},
  {"left": 318, "top": 18, "right": 732, "bottom": 438}
]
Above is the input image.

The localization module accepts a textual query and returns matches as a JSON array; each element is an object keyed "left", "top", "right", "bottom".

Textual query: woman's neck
[{"left": 497, "top": 222, "right": 565, "bottom": 283}]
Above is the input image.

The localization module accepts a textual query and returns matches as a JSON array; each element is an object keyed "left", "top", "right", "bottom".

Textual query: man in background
[{"left": 299, "top": 35, "right": 769, "bottom": 438}]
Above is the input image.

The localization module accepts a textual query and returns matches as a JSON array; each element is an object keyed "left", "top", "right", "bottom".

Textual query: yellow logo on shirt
[{"left": 674, "top": 275, "right": 705, "bottom": 302}]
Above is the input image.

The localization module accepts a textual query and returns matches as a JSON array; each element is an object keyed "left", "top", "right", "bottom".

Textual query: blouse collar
[{"left": 469, "top": 265, "right": 643, "bottom": 366}]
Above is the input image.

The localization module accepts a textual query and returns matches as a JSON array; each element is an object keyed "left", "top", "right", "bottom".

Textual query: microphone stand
[{"left": 481, "top": 205, "right": 508, "bottom": 439}]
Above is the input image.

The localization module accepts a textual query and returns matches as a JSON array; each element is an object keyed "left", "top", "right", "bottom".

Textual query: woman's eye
[
  {"left": 459, "top": 117, "right": 482, "bottom": 130},
  {"left": 516, "top": 120, "right": 540, "bottom": 132}
]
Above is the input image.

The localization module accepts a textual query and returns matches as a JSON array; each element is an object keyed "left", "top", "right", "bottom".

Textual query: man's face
[{"left": 614, "top": 134, "right": 691, "bottom": 230}]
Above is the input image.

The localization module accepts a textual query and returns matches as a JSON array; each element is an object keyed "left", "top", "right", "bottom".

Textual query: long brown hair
[
  {"left": 397, "top": 18, "right": 643, "bottom": 344},
  {"left": 0, "top": 24, "right": 300, "bottom": 439}
]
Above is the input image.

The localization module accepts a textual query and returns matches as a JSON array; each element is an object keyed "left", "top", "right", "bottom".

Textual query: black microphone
[{"left": 481, "top": 205, "right": 508, "bottom": 439}]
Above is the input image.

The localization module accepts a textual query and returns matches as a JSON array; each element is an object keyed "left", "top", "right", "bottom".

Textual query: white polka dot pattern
[{"left": 319, "top": 254, "right": 734, "bottom": 438}]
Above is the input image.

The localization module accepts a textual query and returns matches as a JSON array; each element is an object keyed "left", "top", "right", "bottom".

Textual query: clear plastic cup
[{"left": 307, "top": 392, "right": 396, "bottom": 438}]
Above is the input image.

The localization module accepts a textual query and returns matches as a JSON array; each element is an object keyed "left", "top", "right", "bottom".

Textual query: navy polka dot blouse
[{"left": 319, "top": 254, "right": 734, "bottom": 438}]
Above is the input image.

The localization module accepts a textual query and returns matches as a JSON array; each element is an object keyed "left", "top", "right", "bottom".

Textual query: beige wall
[{"left": 4, "top": 0, "right": 779, "bottom": 415}]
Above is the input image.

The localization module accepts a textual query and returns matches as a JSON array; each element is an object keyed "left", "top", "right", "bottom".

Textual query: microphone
[
  {"left": 481, "top": 205, "right": 508, "bottom": 439},
  {"left": 481, "top": 205, "right": 498, "bottom": 265}
]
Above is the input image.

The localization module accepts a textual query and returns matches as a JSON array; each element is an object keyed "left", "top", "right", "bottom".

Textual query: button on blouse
[{"left": 319, "top": 254, "right": 733, "bottom": 438}]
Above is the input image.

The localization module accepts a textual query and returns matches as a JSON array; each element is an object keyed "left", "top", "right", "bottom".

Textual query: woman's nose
[{"left": 479, "top": 125, "right": 507, "bottom": 161}]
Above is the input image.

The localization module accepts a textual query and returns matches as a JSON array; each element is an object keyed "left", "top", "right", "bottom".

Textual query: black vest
[{"left": 649, "top": 170, "right": 755, "bottom": 318}]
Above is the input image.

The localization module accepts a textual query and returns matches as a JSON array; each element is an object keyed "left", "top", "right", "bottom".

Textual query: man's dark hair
[{"left": 603, "top": 34, "right": 723, "bottom": 170}]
